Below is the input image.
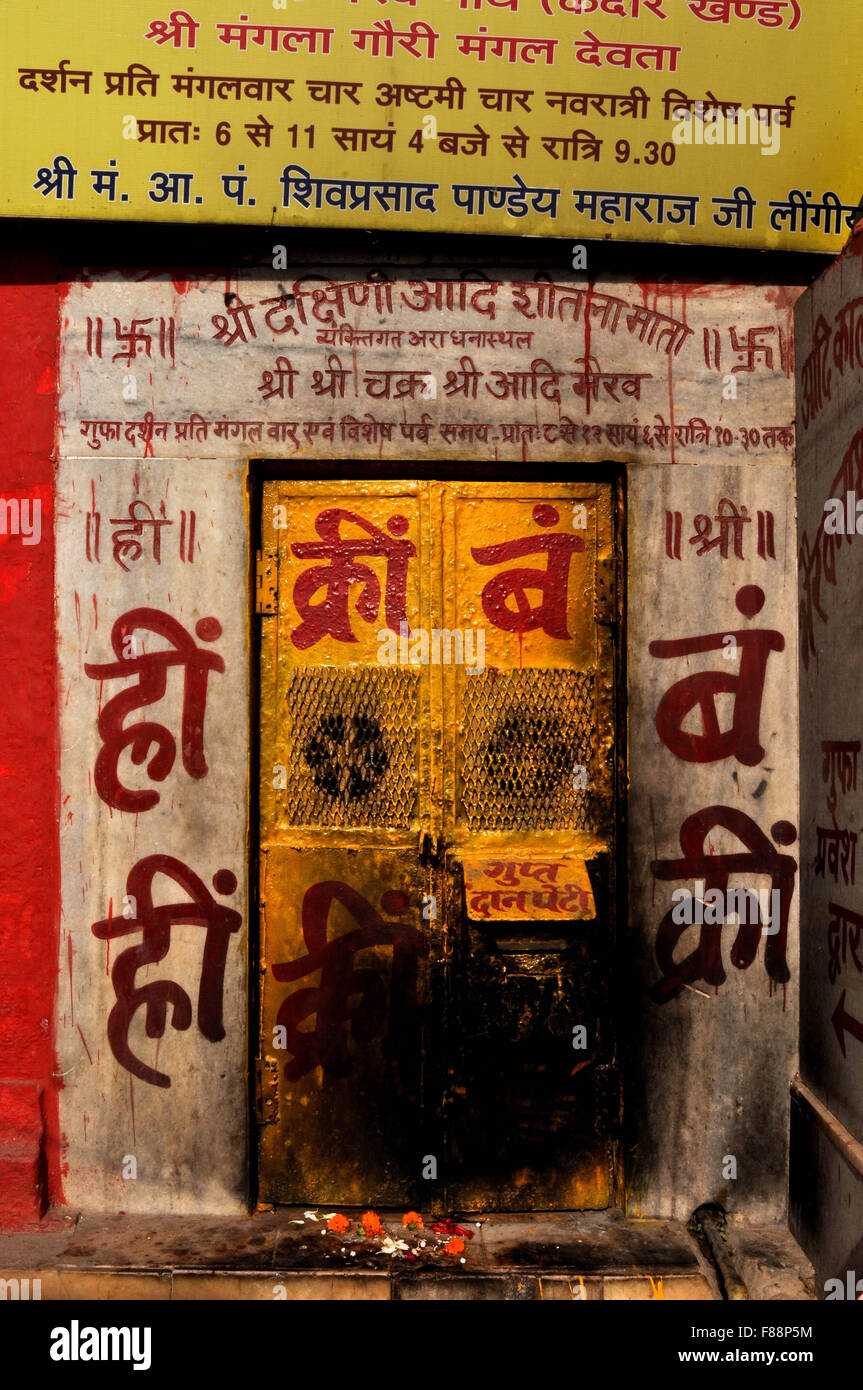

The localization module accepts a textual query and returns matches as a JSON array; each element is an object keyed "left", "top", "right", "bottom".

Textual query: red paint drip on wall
[
  {"left": 667, "top": 353, "right": 676, "bottom": 466},
  {"left": 583, "top": 281, "right": 593, "bottom": 417},
  {"left": 67, "top": 935, "right": 74, "bottom": 1027},
  {"left": 76, "top": 1025, "right": 93, "bottom": 1066}
]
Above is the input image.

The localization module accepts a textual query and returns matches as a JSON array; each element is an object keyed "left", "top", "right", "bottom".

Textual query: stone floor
[
  {"left": 726, "top": 1217, "right": 816, "bottom": 1300},
  {"left": 0, "top": 1208, "right": 815, "bottom": 1300}
]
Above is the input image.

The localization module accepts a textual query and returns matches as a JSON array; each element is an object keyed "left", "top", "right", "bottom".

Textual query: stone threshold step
[
  {"left": 0, "top": 1269, "right": 714, "bottom": 1300},
  {"left": 0, "top": 1210, "right": 719, "bottom": 1298}
]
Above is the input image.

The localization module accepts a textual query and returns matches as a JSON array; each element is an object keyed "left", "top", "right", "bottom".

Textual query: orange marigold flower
[
  {"left": 361, "top": 1210, "right": 385, "bottom": 1238},
  {"left": 444, "top": 1236, "right": 465, "bottom": 1256},
  {"left": 402, "top": 1211, "right": 424, "bottom": 1230},
  {"left": 327, "top": 1213, "right": 350, "bottom": 1234}
]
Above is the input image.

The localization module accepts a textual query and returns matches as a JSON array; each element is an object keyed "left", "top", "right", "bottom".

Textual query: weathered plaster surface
[
  {"left": 628, "top": 464, "right": 799, "bottom": 1221},
  {"left": 59, "top": 273, "right": 796, "bottom": 467},
  {"left": 793, "top": 231, "right": 863, "bottom": 1279},
  {"left": 0, "top": 257, "right": 63, "bottom": 1225},
  {"left": 55, "top": 458, "right": 249, "bottom": 1213}
]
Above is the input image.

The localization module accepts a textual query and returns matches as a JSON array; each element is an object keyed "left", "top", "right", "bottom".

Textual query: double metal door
[{"left": 257, "top": 479, "right": 619, "bottom": 1211}]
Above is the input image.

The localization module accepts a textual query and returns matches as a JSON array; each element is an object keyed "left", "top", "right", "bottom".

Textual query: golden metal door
[
  {"left": 257, "top": 479, "right": 619, "bottom": 1211},
  {"left": 436, "top": 482, "right": 618, "bottom": 1210}
]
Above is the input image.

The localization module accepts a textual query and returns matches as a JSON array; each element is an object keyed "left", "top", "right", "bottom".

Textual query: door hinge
[
  {"left": 255, "top": 1056, "right": 279, "bottom": 1125},
  {"left": 255, "top": 550, "right": 277, "bottom": 615},
  {"left": 594, "top": 554, "right": 617, "bottom": 625},
  {"left": 595, "top": 1063, "right": 623, "bottom": 1125}
]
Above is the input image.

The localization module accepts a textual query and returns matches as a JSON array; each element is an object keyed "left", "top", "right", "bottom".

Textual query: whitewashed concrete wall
[
  {"left": 58, "top": 272, "right": 796, "bottom": 467},
  {"left": 56, "top": 458, "right": 249, "bottom": 1213},
  {"left": 628, "top": 464, "right": 799, "bottom": 1221},
  {"left": 56, "top": 266, "right": 800, "bottom": 1217},
  {"left": 793, "top": 230, "right": 863, "bottom": 1282}
]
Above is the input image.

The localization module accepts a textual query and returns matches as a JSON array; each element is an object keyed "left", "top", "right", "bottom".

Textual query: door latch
[{"left": 419, "top": 832, "right": 445, "bottom": 867}]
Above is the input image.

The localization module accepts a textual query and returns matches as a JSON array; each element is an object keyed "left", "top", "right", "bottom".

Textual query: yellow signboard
[{"left": 3, "top": 0, "right": 861, "bottom": 248}]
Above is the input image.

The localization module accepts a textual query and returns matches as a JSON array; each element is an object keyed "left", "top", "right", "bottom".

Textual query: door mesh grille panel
[
  {"left": 460, "top": 670, "right": 595, "bottom": 831},
  {"left": 283, "top": 667, "right": 420, "bottom": 828}
]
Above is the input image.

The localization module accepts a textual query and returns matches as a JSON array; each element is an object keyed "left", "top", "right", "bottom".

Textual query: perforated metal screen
[
  {"left": 282, "top": 667, "right": 420, "bottom": 828},
  {"left": 459, "top": 669, "right": 595, "bottom": 833}
]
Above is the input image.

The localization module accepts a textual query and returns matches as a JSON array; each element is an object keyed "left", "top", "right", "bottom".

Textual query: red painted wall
[{"left": 0, "top": 254, "right": 63, "bottom": 1225}]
